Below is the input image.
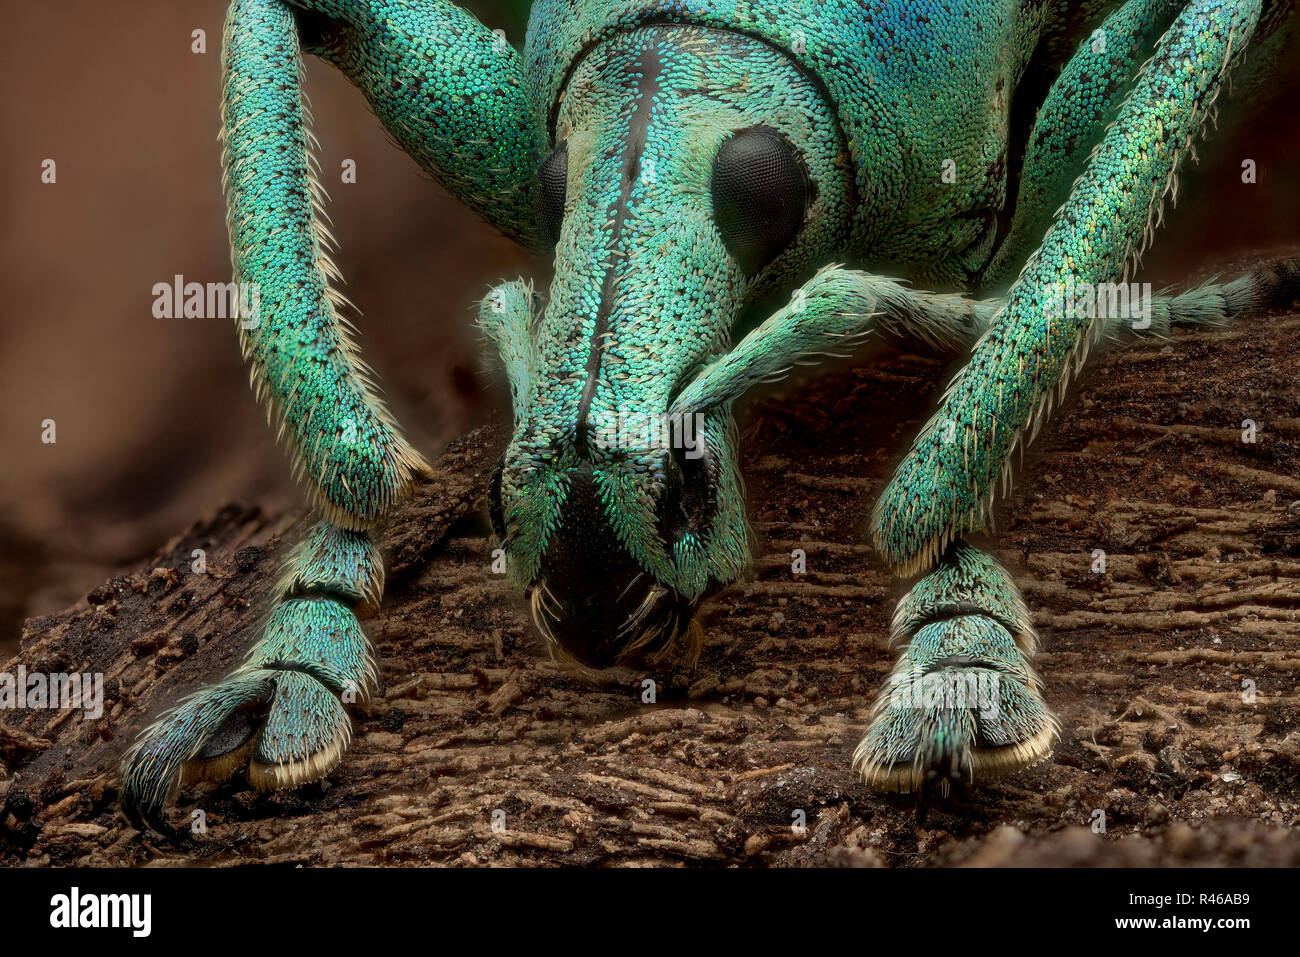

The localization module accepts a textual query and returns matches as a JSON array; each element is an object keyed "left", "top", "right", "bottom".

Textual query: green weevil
[{"left": 122, "top": 0, "right": 1298, "bottom": 830}]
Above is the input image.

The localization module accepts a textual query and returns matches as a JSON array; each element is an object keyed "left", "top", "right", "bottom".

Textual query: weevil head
[{"left": 485, "top": 26, "right": 852, "bottom": 668}]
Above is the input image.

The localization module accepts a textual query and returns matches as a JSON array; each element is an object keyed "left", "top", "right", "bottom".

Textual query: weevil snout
[
  {"left": 480, "top": 24, "right": 851, "bottom": 669},
  {"left": 524, "top": 460, "right": 705, "bottom": 668}
]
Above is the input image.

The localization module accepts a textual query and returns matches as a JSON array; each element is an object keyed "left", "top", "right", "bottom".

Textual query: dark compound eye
[
  {"left": 711, "top": 127, "right": 810, "bottom": 274},
  {"left": 535, "top": 142, "right": 568, "bottom": 247}
]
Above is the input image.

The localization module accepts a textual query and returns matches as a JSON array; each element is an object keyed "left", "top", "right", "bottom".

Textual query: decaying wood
[{"left": 3, "top": 311, "right": 1299, "bottom": 867}]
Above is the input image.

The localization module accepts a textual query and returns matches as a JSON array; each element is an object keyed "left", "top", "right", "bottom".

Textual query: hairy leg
[
  {"left": 858, "top": 0, "right": 1284, "bottom": 789},
  {"left": 665, "top": 260, "right": 1299, "bottom": 417},
  {"left": 981, "top": 0, "right": 1186, "bottom": 290},
  {"left": 125, "top": 0, "right": 388, "bottom": 831},
  {"left": 477, "top": 279, "right": 539, "bottom": 421},
  {"left": 288, "top": 0, "right": 545, "bottom": 249},
  {"left": 222, "top": 0, "right": 428, "bottom": 530},
  {"left": 122, "top": 522, "right": 381, "bottom": 829},
  {"left": 122, "top": 0, "right": 537, "bottom": 830},
  {"left": 854, "top": 540, "right": 1056, "bottom": 791},
  {"left": 874, "top": 0, "right": 1265, "bottom": 578}
]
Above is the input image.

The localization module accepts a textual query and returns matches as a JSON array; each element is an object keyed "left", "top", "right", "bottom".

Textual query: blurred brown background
[{"left": 0, "top": 1, "right": 1295, "bottom": 655}]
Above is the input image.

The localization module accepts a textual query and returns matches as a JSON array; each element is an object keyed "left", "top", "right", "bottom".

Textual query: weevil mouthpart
[{"left": 526, "top": 575, "right": 699, "bottom": 670}]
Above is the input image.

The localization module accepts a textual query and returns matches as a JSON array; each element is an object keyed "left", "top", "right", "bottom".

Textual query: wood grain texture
[{"left": 3, "top": 309, "right": 1299, "bottom": 867}]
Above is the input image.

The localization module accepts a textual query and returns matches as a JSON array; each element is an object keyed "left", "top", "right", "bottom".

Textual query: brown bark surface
[{"left": 3, "top": 309, "right": 1300, "bottom": 867}]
